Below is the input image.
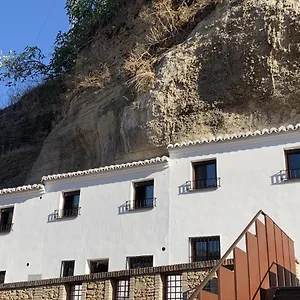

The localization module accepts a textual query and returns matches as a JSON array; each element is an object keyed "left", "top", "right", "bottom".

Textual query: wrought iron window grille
[
  {"left": 126, "top": 198, "right": 156, "bottom": 211},
  {"left": 68, "top": 284, "right": 82, "bottom": 300},
  {"left": 280, "top": 169, "right": 300, "bottom": 181},
  {"left": 115, "top": 279, "right": 130, "bottom": 300},
  {"left": 165, "top": 274, "right": 183, "bottom": 300},
  {"left": 0, "top": 223, "right": 13, "bottom": 233},
  {"left": 186, "top": 178, "right": 221, "bottom": 191},
  {"left": 54, "top": 207, "right": 81, "bottom": 219}
]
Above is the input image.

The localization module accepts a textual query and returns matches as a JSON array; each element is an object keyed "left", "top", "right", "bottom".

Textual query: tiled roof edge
[
  {"left": 0, "top": 184, "right": 45, "bottom": 196},
  {"left": 42, "top": 156, "right": 169, "bottom": 182},
  {"left": 167, "top": 123, "right": 300, "bottom": 149}
]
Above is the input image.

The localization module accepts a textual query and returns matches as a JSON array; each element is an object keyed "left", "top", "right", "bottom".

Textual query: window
[
  {"left": 60, "top": 260, "right": 75, "bottom": 277},
  {"left": 192, "top": 160, "right": 218, "bottom": 190},
  {"left": 115, "top": 279, "right": 130, "bottom": 300},
  {"left": 127, "top": 256, "right": 153, "bottom": 269},
  {"left": 190, "top": 236, "right": 220, "bottom": 262},
  {"left": 0, "top": 271, "right": 5, "bottom": 283},
  {"left": 285, "top": 149, "right": 300, "bottom": 179},
  {"left": 133, "top": 180, "right": 155, "bottom": 209},
  {"left": 165, "top": 274, "right": 182, "bottom": 300},
  {"left": 68, "top": 284, "right": 82, "bottom": 300},
  {"left": 89, "top": 259, "right": 109, "bottom": 273},
  {"left": 0, "top": 207, "right": 14, "bottom": 232},
  {"left": 62, "top": 191, "right": 80, "bottom": 217}
]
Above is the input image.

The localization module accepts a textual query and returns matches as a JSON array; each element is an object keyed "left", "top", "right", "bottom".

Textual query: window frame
[
  {"left": 67, "top": 283, "right": 82, "bottom": 300},
  {"left": 191, "top": 159, "right": 219, "bottom": 191},
  {"left": 0, "top": 206, "right": 14, "bottom": 233},
  {"left": 285, "top": 149, "right": 300, "bottom": 180},
  {"left": 0, "top": 271, "right": 6, "bottom": 284},
  {"left": 60, "top": 260, "right": 75, "bottom": 277},
  {"left": 189, "top": 236, "right": 221, "bottom": 263},
  {"left": 57, "top": 190, "right": 81, "bottom": 219},
  {"left": 114, "top": 278, "right": 130, "bottom": 300},
  {"left": 126, "top": 255, "right": 153, "bottom": 269},
  {"left": 88, "top": 259, "right": 109, "bottom": 274},
  {"left": 130, "top": 180, "right": 155, "bottom": 210},
  {"left": 164, "top": 273, "right": 183, "bottom": 300}
]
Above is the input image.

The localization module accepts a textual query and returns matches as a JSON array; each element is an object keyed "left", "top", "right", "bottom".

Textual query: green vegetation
[{"left": 0, "top": 0, "right": 120, "bottom": 87}]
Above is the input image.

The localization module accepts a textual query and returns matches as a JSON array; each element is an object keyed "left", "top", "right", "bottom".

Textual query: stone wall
[
  {"left": 0, "top": 260, "right": 233, "bottom": 300},
  {"left": 133, "top": 275, "right": 156, "bottom": 300},
  {"left": 85, "top": 281, "right": 105, "bottom": 300}
]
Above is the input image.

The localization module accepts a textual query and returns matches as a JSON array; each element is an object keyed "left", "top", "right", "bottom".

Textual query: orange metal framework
[{"left": 188, "top": 210, "right": 298, "bottom": 300}]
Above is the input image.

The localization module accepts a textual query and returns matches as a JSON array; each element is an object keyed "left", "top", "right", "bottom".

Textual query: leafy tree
[
  {"left": 0, "top": 47, "right": 49, "bottom": 87},
  {"left": 0, "top": 0, "right": 121, "bottom": 87}
]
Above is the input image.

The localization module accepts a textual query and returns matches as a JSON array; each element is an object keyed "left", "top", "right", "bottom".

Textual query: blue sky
[{"left": 0, "top": 0, "right": 69, "bottom": 107}]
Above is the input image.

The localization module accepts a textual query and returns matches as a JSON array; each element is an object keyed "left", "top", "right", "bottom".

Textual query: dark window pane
[
  {"left": 0, "top": 271, "right": 5, "bottom": 283},
  {"left": 61, "top": 260, "right": 75, "bottom": 277},
  {"left": 0, "top": 208, "right": 13, "bottom": 232},
  {"left": 89, "top": 260, "right": 109, "bottom": 273},
  {"left": 128, "top": 256, "right": 153, "bottom": 269},
  {"left": 194, "top": 160, "right": 217, "bottom": 189},
  {"left": 134, "top": 181, "right": 154, "bottom": 208},
  {"left": 191, "top": 237, "right": 220, "bottom": 262},
  {"left": 287, "top": 151, "right": 300, "bottom": 179},
  {"left": 63, "top": 191, "right": 80, "bottom": 217}
]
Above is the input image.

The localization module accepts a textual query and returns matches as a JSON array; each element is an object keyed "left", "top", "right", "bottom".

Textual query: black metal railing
[
  {"left": 55, "top": 207, "right": 81, "bottom": 219},
  {"left": 280, "top": 169, "right": 300, "bottom": 181},
  {"left": 126, "top": 198, "right": 156, "bottom": 210},
  {"left": 187, "top": 178, "right": 220, "bottom": 191},
  {"left": 0, "top": 223, "right": 13, "bottom": 233}
]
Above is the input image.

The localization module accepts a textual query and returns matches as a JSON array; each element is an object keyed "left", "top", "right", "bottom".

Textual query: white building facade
[{"left": 1, "top": 124, "right": 300, "bottom": 283}]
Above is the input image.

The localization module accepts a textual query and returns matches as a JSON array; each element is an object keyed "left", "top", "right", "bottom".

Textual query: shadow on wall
[
  {"left": 178, "top": 181, "right": 190, "bottom": 195},
  {"left": 270, "top": 172, "right": 300, "bottom": 186},
  {"left": 270, "top": 172, "right": 284, "bottom": 185},
  {"left": 178, "top": 182, "right": 219, "bottom": 195}
]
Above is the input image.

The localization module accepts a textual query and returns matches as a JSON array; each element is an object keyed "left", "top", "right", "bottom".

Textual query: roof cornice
[
  {"left": 0, "top": 184, "right": 45, "bottom": 196},
  {"left": 167, "top": 124, "right": 300, "bottom": 149},
  {"left": 42, "top": 156, "right": 169, "bottom": 182}
]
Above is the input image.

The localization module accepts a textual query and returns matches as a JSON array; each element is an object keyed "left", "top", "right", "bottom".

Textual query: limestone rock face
[
  {"left": 145, "top": 0, "right": 300, "bottom": 145},
  {"left": 1, "top": 0, "right": 300, "bottom": 186}
]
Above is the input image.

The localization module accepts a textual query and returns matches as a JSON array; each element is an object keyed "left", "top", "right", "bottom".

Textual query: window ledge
[
  {"left": 187, "top": 186, "right": 219, "bottom": 193},
  {"left": 128, "top": 206, "right": 155, "bottom": 211}
]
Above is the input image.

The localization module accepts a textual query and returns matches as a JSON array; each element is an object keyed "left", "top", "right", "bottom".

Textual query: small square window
[
  {"left": 0, "top": 207, "right": 14, "bottom": 232},
  {"left": 115, "top": 279, "right": 129, "bottom": 300},
  {"left": 165, "top": 274, "right": 182, "bottom": 300},
  {"left": 68, "top": 284, "right": 82, "bottom": 300},
  {"left": 89, "top": 259, "right": 109, "bottom": 273},
  {"left": 127, "top": 256, "right": 153, "bottom": 269},
  {"left": 190, "top": 236, "right": 220, "bottom": 262},
  {"left": 192, "top": 160, "right": 218, "bottom": 190},
  {"left": 133, "top": 180, "right": 155, "bottom": 209},
  {"left": 0, "top": 271, "right": 5, "bottom": 283},
  {"left": 62, "top": 191, "right": 80, "bottom": 217},
  {"left": 285, "top": 149, "right": 300, "bottom": 179},
  {"left": 60, "top": 260, "right": 75, "bottom": 277}
]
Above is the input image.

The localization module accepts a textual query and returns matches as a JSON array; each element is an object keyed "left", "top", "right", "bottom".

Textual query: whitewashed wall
[
  {"left": 0, "top": 163, "right": 170, "bottom": 282},
  {"left": 168, "top": 131, "right": 300, "bottom": 264},
  {"left": 1, "top": 130, "right": 300, "bottom": 283}
]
